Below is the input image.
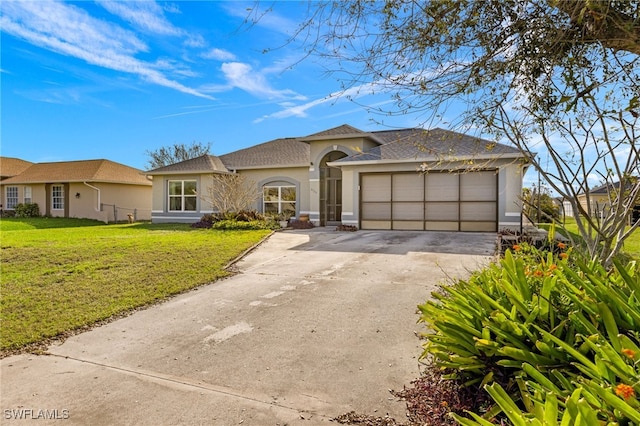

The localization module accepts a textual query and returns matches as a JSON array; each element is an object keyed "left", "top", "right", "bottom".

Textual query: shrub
[
  {"left": 191, "top": 213, "right": 216, "bottom": 228},
  {"left": 14, "top": 203, "right": 40, "bottom": 218},
  {"left": 191, "top": 211, "right": 267, "bottom": 229},
  {"left": 419, "top": 243, "right": 640, "bottom": 424},
  {"left": 212, "top": 219, "right": 279, "bottom": 230}
]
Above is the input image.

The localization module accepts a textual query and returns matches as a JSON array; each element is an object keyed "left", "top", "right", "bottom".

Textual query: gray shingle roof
[
  {"left": 145, "top": 155, "right": 229, "bottom": 175},
  {"left": 303, "top": 124, "right": 365, "bottom": 138},
  {"left": 219, "top": 138, "right": 310, "bottom": 170},
  {"left": 335, "top": 128, "right": 522, "bottom": 163},
  {"left": 143, "top": 126, "right": 524, "bottom": 174}
]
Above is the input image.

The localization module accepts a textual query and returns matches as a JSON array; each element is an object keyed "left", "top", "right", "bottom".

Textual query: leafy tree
[
  {"left": 266, "top": 0, "right": 640, "bottom": 264},
  {"left": 522, "top": 187, "right": 560, "bottom": 223},
  {"left": 145, "top": 142, "right": 211, "bottom": 169}
]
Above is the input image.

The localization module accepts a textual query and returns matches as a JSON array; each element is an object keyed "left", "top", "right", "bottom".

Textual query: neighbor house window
[
  {"left": 168, "top": 180, "right": 197, "bottom": 211},
  {"left": 52, "top": 185, "right": 64, "bottom": 210},
  {"left": 6, "top": 186, "right": 18, "bottom": 209},
  {"left": 263, "top": 186, "right": 296, "bottom": 216},
  {"left": 24, "top": 186, "right": 32, "bottom": 204}
]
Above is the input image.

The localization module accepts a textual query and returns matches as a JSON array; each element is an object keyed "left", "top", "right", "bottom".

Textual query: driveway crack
[{"left": 46, "top": 353, "right": 331, "bottom": 420}]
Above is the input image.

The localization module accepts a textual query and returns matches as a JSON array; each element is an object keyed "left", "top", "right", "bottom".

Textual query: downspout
[{"left": 83, "top": 182, "right": 101, "bottom": 211}]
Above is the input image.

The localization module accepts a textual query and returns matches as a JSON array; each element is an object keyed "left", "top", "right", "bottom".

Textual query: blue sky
[{"left": 0, "top": 0, "right": 430, "bottom": 171}]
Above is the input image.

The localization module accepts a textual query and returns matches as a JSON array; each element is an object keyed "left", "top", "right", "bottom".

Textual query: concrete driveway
[{"left": 1, "top": 230, "right": 496, "bottom": 425}]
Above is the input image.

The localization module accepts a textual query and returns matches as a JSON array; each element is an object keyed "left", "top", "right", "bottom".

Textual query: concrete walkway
[{"left": 1, "top": 230, "right": 496, "bottom": 425}]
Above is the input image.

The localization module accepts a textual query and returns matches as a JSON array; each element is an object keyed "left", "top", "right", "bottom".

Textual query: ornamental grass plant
[{"left": 419, "top": 242, "right": 640, "bottom": 424}]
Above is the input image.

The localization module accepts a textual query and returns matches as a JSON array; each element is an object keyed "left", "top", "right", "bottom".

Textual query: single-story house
[
  {"left": 146, "top": 125, "right": 531, "bottom": 232},
  {"left": 571, "top": 180, "right": 640, "bottom": 220},
  {"left": 0, "top": 158, "right": 152, "bottom": 222}
]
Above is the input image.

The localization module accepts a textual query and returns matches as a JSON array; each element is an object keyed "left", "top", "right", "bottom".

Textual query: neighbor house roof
[
  {"left": 219, "top": 138, "right": 310, "bottom": 170},
  {"left": 0, "top": 157, "right": 33, "bottom": 179},
  {"left": 1, "top": 159, "right": 151, "bottom": 186},
  {"left": 334, "top": 128, "right": 524, "bottom": 163},
  {"left": 145, "top": 155, "right": 229, "bottom": 175}
]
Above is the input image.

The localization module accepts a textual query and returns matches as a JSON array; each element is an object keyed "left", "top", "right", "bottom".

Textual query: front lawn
[
  {"left": 0, "top": 218, "right": 271, "bottom": 355},
  {"left": 547, "top": 217, "right": 640, "bottom": 259}
]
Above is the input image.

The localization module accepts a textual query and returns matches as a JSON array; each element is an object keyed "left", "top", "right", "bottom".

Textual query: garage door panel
[
  {"left": 425, "top": 173, "right": 458, "bottom": 201},
  {"left": 362, "top": 174, "right": 391, "bottom": 202},
  {"left": 461, "top": 222, "right": 497, "bottom": 232},
  {"left": 393, "top": 221, "right": 424, "bottom": 230},
  {"left": 425, "top": 202, "right": 459, "bottom": 220},
  {"left": 392, "top": 202, "right": 423, "bottom": 220},
  {"left": 460, "top": 202, "right": 496, "bottom": 221},
  {"left": 362, "top": 220, "right": 392, "bottom": 230},
  {"left": 393, "top": 174, "right": 424, "bottom": 201},
  {"left": 425, "top": 221, "right": 459, "bottom": 231},
  {"left": 460, "top": 172, "right": 497, "bottom": 201},
  {"left": 362, "top": 202, "right": 391, "bottom": 220}
]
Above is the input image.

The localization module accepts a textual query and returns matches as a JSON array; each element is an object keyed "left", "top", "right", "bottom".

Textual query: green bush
[
  {"left": 14, "top": 203, "right": 40, "bottom": 218},
  {"left": 419, "top": 243, "right": 640, "bottom": 424},
  {"left": 211, "top": 219, "right": 279, "bottom": 230}
]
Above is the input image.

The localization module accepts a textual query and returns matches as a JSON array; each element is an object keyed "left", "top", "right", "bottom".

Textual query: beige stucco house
[
  {"left": 147, "top": 125, "right": 531, "bottom": 232},
  {"left": 0, "top": 158, "right": 152, "bottom": 222}
]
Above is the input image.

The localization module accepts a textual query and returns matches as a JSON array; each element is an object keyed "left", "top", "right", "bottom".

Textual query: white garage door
[{"left": 360, "top": 171, "right": 497, "bottom": 232}]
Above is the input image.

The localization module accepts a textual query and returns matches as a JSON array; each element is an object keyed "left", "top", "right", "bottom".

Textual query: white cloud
[
  {"left": 97, "top": 1, "right": 182, "bottom": 36},
  {"left": 202, "top": 48, "right": 237, "bottom": 61},
  {"left": 0, "top": 1, "right": 212, "bottom": 100},
  {"left": 218, "top": 62, "right": 306, "bottom": 100},
  {"left": 254, "top": 81, "right": 384, "bottom": 122}
]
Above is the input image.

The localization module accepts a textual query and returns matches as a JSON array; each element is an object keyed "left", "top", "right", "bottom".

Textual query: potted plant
[{"left": 276, "top": 212, "right": 292, "bottom": 228}]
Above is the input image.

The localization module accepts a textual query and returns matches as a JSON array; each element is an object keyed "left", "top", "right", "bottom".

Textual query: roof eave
[
  {"left": 300, "top": 133, "right": 385, "bottom": 145},
  {"left": 145, "top": 169, "right": 232, "bottom": 176},
  {"left": 329, "top": 153, "right": 528, "bottom": 167},
  {"left": 226, "top": 163, "right": 310, "bottom": 171}
]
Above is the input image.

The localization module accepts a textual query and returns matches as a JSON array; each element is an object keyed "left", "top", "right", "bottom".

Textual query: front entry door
[
  {"left": 319, "top": 151, "right": 347, "bottom": 226},
  {"left": 322, "top": 177, "right": 342, "bottom": 225}
]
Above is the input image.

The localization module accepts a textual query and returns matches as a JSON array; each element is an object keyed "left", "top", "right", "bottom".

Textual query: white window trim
[
  {"left": 6, "top": 186, "right": 18, "bottom": 209},
  {"left": 263, "top": 185, "right": 296, "bottom": 214},
  {"left": 24, "top": 186, "right": 32, "bottom": 204},
  {"left": 168, "top": 180, "right": 198, "bottom": 212},
  {"left": 52, "top": 185, "right": 64, "bottom": 210}
]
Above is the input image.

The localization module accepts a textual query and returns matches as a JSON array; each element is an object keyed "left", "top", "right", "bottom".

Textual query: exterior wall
[
  {"left": 237, "top": 167, "right": 309, "bottom": 218},
  {"left": 71, "top": 182, "right": 152, "bottom": 222},
  {"left": 1, "top": 182, "right": 151, "bottom": 222},
  {"left": 498, "top": 162, "right": 526, "bottom": 232},
  {"left": 576, "top": 193, "right": 610, "bottom": 217},
  {"left": 338, "top": 157, "right": 526, "bottom": 232},
  {"left": 151, "top": 173, "right": 207, "bottom": 223},
  {"left": 151, "top": 168, "right": 309, "bottom": 223}
]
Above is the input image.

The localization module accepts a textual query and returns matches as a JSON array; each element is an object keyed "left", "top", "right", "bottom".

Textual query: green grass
[
  {"left": 544, "top": 217, "right": 640, "bottom": 259},
  {"left": 0, "top": 217, "right": 271, "bottom": 354}
]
